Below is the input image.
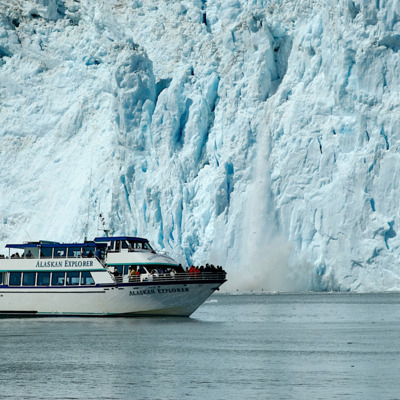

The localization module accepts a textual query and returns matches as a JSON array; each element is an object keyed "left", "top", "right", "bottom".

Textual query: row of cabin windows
[
  {"left": 113, "top": 265, "right": 150, "bottom": 275},
  {"left": 112, "top": 240, "right": 152, "bottom": 252},
  {"left": 40, "top": 247, "right": 99, "bottom": 258},
  {"left": 1, "top": 271, "right": 95, "bottom": 287}
]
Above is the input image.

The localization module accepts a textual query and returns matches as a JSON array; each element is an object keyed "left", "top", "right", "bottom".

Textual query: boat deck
[{"left": 114, "top": 272, "right": 226, "bottom": 284}]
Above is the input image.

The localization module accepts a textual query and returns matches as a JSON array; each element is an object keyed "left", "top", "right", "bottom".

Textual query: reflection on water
[{"left": 0, "top": 293, "right": 399, "bottom": 399}]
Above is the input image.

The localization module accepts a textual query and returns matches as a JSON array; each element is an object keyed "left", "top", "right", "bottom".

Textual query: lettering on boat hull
[{"left": 129, "top": 287, "right": 190, "bottom": 296}]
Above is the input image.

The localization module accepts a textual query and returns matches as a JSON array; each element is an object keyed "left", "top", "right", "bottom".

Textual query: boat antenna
[
  {"left": 84, "top": 161, "right": 93, "bottom": 242},
  {"left": 98, "top": 212, "right": 109, "bottom": 237},
  {"left": 24, "top": 229, "right": 32, "bottom": 241}
]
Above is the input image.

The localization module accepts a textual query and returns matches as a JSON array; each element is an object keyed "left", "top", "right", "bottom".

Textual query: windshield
[{"left": 127, "top": 240, "right": 153, "bottom": 251}]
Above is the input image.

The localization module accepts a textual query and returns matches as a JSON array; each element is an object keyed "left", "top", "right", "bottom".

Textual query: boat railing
[{"left": 113, "top": 272, "right": 226, "bottom": 284}]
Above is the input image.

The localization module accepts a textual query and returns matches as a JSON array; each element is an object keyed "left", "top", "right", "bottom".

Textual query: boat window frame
[
  {"left": 40, "top": 247, "right": 53, "bottom": 258},
  {"left": 66, "top": 271, "right": 80, "bottom": 286},
  {"left": 22, "top": 272, "right": 36, "bottom": 286},
  {"left": 9, "top": 272, "right": 22, "bottom": 286},
  {"left": 4, "top": 271, "right": 97, "bottom": 287},
  {"left": 127, "top": 240, "right": 153, "bottom": 251},
  {"left": 114, "top": 266, "right": 124, "bottom": 276},
  {"left": 67, "top": 247, "right": 81, "bottom": 258},
  {"left": 37, "top": 272, "right": 51, "bottom": 286},
  {"left": 82, "top": 246, "right": 95, "bottom": 258},
  {"left": 81, "top": 271, "right": 95, "bottom": 286},
  {"left": 54, "top": 247, "right": 67, "bottom": 258},
  {"left": 51, "top": 271, "right": 66, "bottom": 286}
]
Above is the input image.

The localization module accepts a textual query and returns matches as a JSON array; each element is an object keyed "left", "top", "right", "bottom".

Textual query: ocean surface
[{"left": 0, "top": 293, "right": 399, "bottom": 400}]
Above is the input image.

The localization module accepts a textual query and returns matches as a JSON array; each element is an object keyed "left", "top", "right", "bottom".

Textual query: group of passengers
[
  {"left": 187, "top": 264, "right": 226, "bottom": 278},
  {"left": 10, "top": 251, "right": 33, "bottom": 259},
  {"left": 112, "top": 263, "right": 226, "bottom": 282},
  {"left": 7, "top": 250, "right": 99, "bottom": 259}
]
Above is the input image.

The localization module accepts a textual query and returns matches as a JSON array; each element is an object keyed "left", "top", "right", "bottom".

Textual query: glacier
[{"left": 1, "top": 0, "right": 400, "bottom": 291}]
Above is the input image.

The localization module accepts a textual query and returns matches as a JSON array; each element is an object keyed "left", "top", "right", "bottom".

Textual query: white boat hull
[
  {"left": 0, "top": 281, "right": 223, "bottom": 317},
  {"left": 0, "top": 236, "right": 227, "bottom": 317}
]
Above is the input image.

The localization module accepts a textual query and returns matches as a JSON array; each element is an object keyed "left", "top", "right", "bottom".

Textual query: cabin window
[
  {"left": 66, "top": 271, "right": 80, "bottom": 285},
  {"left": 51, "top": 272, "right": 65, "bottom": 286},
  {"left": 23, "top": 272, "right": 36, "bottom": 286},
  {"left": 81, "top": 271, "right": 95, "bottom": 285},
  {"left": 115, "top": 241, "right": 121, "bottom": 251},
  {"left": 115, "top": 266, "right": 124, "bottom": 275},
  {"left": 122, "top": 241, "right": 129, "bottom": 249},
  {"left": 128, "top": 241, "right": 151, "bottom": 250},
  {"left": 37, "top": 272, "right": 50, "bottom": 286},
  {"left": 82, "top": 247, "right": 95, "bottom": 258},
  {"left": 95, "top": 247, "right": 105, "bottom": 259},
  {"left": 67, "top": 247, "right": 81, "bottom": 258},
  {"left": 0, "top": 272, "right": 3, "bottom": 285},
  {"left": 9, "top": 272, "right": 22, "bottom": 286},
  {"left": 54, "top": 248, "right": 66, "bottom": 258},
  {"left": 137, "top": 265, "right": 147, "bottom": 274},
  {"left": 40, "top": 247, "right": 52, "bottom": 258}
]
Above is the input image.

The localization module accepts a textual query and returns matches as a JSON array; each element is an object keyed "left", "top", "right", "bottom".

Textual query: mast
[{"left": 84, "top": 163, "right": 93, "bottom": 242}]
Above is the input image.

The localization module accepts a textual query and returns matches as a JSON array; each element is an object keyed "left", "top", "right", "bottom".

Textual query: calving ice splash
[{"left": 0, "top": 236, "right": 226, "bottom": 317}]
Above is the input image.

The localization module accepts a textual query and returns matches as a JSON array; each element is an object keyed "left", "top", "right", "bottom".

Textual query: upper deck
[
  {"left": 95, "top": 236, "right": 178, "bottom": 266},
  {"left": 0, "top": 236, "right": 178, "bottom": 270},
  {"left": 94, "top": 236, "right": 153, "bottom": 251},
  {"left": 0, "top": 240, "right": 107, "bottom": 271}
]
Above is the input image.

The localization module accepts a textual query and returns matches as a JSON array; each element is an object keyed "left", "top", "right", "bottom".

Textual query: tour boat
[{"left": 0, "top": 236, "right": 226, "bottom": 317}]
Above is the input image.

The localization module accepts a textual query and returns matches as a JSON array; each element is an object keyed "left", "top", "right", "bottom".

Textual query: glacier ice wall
[{"left": 1, "top": 0, "right": 400, "bottom": 291}]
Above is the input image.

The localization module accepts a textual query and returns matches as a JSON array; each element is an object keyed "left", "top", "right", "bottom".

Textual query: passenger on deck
[
  {"left": 129, "top": 267, "right": 140, "bottom": 281},
  {"left": 217, "top": 266, "right": 227, "bottom": 278},
  {"left": 189, "top": 265, "right": 195, "bottom": 276},
  {"left": 150, "top": 269, "right": 158, "bottom": 277},
  {"left": 176, "top": 264, "right": 184, "bottom": 273},
  {"left": 26, "top": 250, "right": 33, "bottom": 258},
  {"left": 129, "top": 267, "right": 135, "bottom": 281}
]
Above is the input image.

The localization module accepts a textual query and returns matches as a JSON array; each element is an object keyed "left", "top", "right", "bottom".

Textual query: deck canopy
[
  {"left": 6, "top": 241, "right": 107, "bottom": 250},
  {"left": 5, "top": 240, "right": 108, "bottom": 260},
  {"left": 94, "top": 236, "right": 149, "bottom": 243},
  {"left": 94, "top": 236, "right": 153, "bottom": 252}
]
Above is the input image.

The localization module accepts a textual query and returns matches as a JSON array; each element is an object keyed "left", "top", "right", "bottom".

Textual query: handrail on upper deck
[{"left": 113, "top": 271, "right": 226, "bottom": 284}]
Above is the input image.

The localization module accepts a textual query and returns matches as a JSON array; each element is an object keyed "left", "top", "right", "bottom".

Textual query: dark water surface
[{"left": 1, "top": 293, "right": 400, "bottom": 399}]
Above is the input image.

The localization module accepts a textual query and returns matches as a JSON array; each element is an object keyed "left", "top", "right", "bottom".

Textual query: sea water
[{"left": 0, "top": 293, "right": 399, "bottom": 399}]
